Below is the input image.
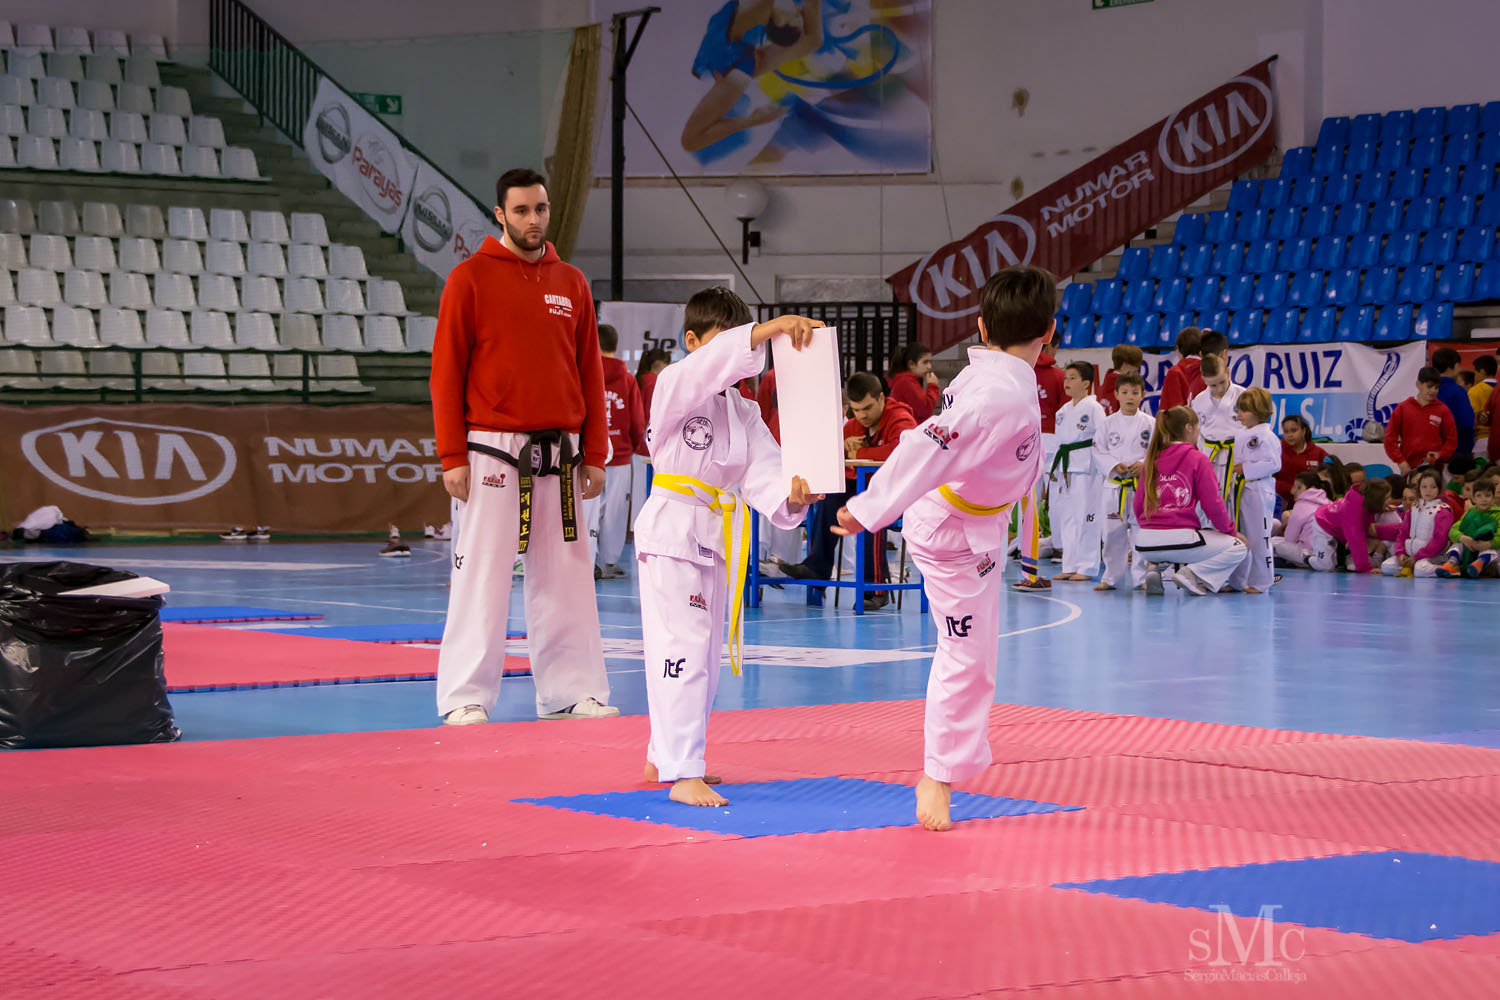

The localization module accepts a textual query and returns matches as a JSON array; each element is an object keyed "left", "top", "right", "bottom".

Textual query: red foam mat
[{"left": 1148, "top": 736, "right": 1500, "bottom": 782}]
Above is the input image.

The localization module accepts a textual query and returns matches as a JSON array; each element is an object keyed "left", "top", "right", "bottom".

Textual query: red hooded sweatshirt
[
  {"left": 430, "top": 236, "right": 607, "bottom": 470},
  {"left": 1276, "top": 439, "right": 1329, "bottom": 502},
  {"left": 843, "top": 398, "right": 917, "bottom": 479},
  {"left": 1035, "top": 352, "right": 1065, "bottom": 432},
  {"left": 757, "top": 367, "right": 780, "bottom": 443},
  {"left": 1159, "top": 355, "right": 1203, "bottom": 412},
  {"left": 1097, "top": 369, "right": 1119, "bottom": 415},
  {"left": 602, "top": 356, "right": 647, "bottom": 466},
  {"left": 1383, "top": 396, "right": 1457, "bottom": 468},
  {"left": 887, "top": 370, "right": 940, "bottom": 423}
]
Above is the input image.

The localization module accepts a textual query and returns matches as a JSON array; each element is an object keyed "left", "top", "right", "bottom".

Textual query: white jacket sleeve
[
  {"left": 1093, "top": 415, "right": 1125, "bottom": 473},
  {"left": 844, "top": 402, "right": 1001, "bottom": 533},
  {"left": 737, "top": 404, "right": 802, "bottom": 530},
  {"left": 648, "top": 323, "right": 763, "bottom": 433},
  {"left": 1238, "top": 425, "right": 1282, "bottom": 480}
]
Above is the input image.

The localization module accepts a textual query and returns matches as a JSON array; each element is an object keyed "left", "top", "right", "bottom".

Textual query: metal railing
[{"left": 756, "top": 300, "right": 917, "bottom": 378}]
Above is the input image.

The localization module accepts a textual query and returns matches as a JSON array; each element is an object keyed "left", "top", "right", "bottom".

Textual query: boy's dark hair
[
  {"left": 1295, "top": 469, "right": 1324, "bottom": 490},
  {"left": 978, "top": 266, "right": 1057, "bottom": 349},
  {"left": 1385, "top": 474, "right": 1409, "bottom": 496},
  {"left": 597, "top": 323, "right": 619, "bottom": 353},
  {"left": 1432, "top": 347, "right": 1461, "bottom": 371},
  {"left": 1459, "top": 370, "right": 1476, "bottom": 387},
  {"left": 1476, "top": 355, "right": 1498, "bottom": 377},
  {"left": 684, "top": 286, "right": 753, "bottom": 336},
  {"left": 1417, "top": 365, "right": 1442, "bottom": 387},
  {"left": 1115, "top": 372, "right": 1146, "bottom": 392},
  {"left": 1465, "top": 467, "right": 1487, "bottom": 483},
  {"left": 1111, "top": 344, "right": 1144, "bottom": 369},
  {"left": 1344, "top": 462, "right": 1365, "bottom": 474},
  {"left": 1474, "top": 478, "right": 1498, "bottom": 499},
  {"left": 1200, "top": 353, "right": 1225, "bottom": 378},
  {"left": 1175, "top": 326, "right": 1202, "bottom": 356},
  {"left": 1448, "top": 453, "right": 1477, "bottom": 477},
  {"left": 1199, "top": 329, "right": 1228, "bottom": 357},
  {"left": 1064, "top": 360, "right": 1094, "bottom": 385},
  {"left": 495, "top": 167, "right": 547, "bottom": 209},
  {"left": 846, "top": 371, "right": 884, "bottom": 403}
]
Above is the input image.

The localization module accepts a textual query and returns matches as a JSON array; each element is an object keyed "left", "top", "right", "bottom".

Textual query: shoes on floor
[
  {"left": 219, "top": 527, "right": 248, "bottom": 541},
  {"left": 443, "top": 705, "right": 488, "bottom": 726},
  {"left": 250, "top": 526, "right": 271, "bottom": 541},
  {"left": 540, "top": 697, "right": 621, "bottom": 720},
  {"left": 863, "top": 591, "right": 890, "bottom": 610},
  {"left": 1012, "top": 577, "right": 1052, "bottom": 591},
  {"left": 379, "top": 541, "right": 411, "bottom": 558},
  {"left": 600, "top": 564, "right": 627, "bottom": 580},
  {"left": 1435, "top": 561, "right": 1462, "bottom": 578},
  {"left": 594, "top": 564, "right": 602, "bottom": 581},
  {"left": 1144, "top": 568, "right": 1164, "bottom": 595},
  {"left": 776, "top": 559, "right": 820, "bottom": 580},
  {"left": 1174, "top": 566, "right": 1209, "bottom": 596}
]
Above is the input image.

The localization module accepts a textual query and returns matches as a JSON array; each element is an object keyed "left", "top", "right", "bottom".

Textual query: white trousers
[
  {"left": 1380, "top": 555, "right": 1442, "bottom": 576},
  {"left": 436, "top": 431, "right": 609, "bottom": 717},
  {"left": 1135, "top": 527, "right": 1248, "bottom": 592},
  {"left": 1228, "top": 487, "right": 1275, "bottom": 591},
  {"left": 1053, "top": 472, "right": 1101, "bottom": 576},
  {"left": 1306, "top": 523, "right": 1339, "bottom": 572},
  {"left": 640, "top": 553, "right": 726, "bottom": 781},
  {"left": 1099, "top": 482, "right": 1145, "bottom": 588},
  {"left": 1271, "top": 536, "right": 1310, "bottom": 567},
  {"left": 584, "top": 463, "right": 633, "bottom": 568},
  {"left": 910, "top": 517, "right": 1006, "bottom": 783},
  {"left": 759, "top": 514, "right": 803, "bottom": 564}
]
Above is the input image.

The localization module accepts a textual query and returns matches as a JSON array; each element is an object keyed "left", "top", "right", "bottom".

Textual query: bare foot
[
  {"left": 1093, "top": 582, "right": 1115, "bottom": 591},
  {"left": 1243, "top": 586, "right": 1262, "bottom": 594},
  {"left": 670, "top": 778, "right": 728, "bottom": 807},
  {"left": 644, "top": 761, "right": 722, "bottom": 785},
  {"left": 914, "top": 774, "right": 952, "bottom": 831}
]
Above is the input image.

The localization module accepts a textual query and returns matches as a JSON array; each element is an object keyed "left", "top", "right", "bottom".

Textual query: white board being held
[{"left": 771, "top": 325, "right": 846, "bottom": 495}]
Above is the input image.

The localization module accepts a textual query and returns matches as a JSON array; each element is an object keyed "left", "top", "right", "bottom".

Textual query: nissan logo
[
  {"left": 411, "top": 187, "right": 453, "bottom": 253},
  {"left": 314, "top": 105, "right": 351, "bottom": 164}
]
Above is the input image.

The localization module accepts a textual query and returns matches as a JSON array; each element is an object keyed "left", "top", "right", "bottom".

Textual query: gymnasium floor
[{"left": 4, "top": 539, "right": 1500, "bottom": 998}]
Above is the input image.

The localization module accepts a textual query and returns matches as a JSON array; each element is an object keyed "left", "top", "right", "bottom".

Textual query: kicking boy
[
  {"left": 1094, "top": 373, "right": 1154, "bottom": 590},
  {"left": 1050, "top": 361, "right": 1106, "bottom": 581},
  {"left": 832, "top": 265, "right": 1052, "bottom": 831},
  {"left": 635, "top": 288, "right": 822, "bottom": 806}
]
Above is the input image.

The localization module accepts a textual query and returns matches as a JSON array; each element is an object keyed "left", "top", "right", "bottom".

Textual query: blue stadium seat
[
  {"left": 1437, "top": 262, "right": 1476, "bottom": 301},
  {"left": 1375, "top": 140, "right": 1407, "bottom": 171},
  {"left": 1300, "top": 306, "right": 1337, "bottom": 343},
  {"left": 1381, "top": 109, "right": 1414, "bottom": 143},
  {"left": 1409, "top": 136, "right": 1441, "bottom": 169},
  {"left": 1324, "top": 266, "right": 1361, "bottom": 305},
  {"left": 1185, "top": 275, "right": 1220, "bottom": 313},
  {"left": 1262, "top": 307, "right": 1299, "bottom": 345},
  {"left": 1369, "top": 199, "right": 1404, "bottom": 233},
  {"left": 1420, "top": 228, "right": 1458, "bottom": 265},
  {"left": 1163, "top": 310, "right": 1197, "bottom": 345},
  {"left": 1316, "top": 116, "right": 1350, "bottom": 148},
  {"left": 1277, "top": 236, "right": 1313, "bottom": 272},
  {"left": 1117, "top": 247, "right": 1151, "bottom": 281},
  {"left": 1334, "top": 202, "right": 1371, "bottom": 236},
  {"left": 1245, "top": 239, "right": 1279, "bottom": 273},
  {"left": 1266, "top": 206, "right": 1302, "bottom": 241},
  {"left": 1179, "top": 243, "right": 1213, "bottom": 277},
  {"left": 1234, "top": 208, "right": 1268, "bottom": 241},
  {"left": 1477, "top": 195, "right": 1500, "bottom": 227},
  {"left": 1415, "top": 301, "right": 1454, "bottom": 340},
  {"left": 1289, "top": 175, "right": 1322, "bottom": 206},
  {"left": 1312, "top": 236, "right": 1348, "bottom": 271},
  {"left": 1424, "top": 165, "right": 1459, "bottom": 199},
  {"left": 1092, "top": 278, "right": 1124, "bottom": 314},
  {"left": 1148, "top": 244, "right": 1182, "bottom": 279},
  {"left": 1481, "top": 101, "right": 1500, "bottom": 133},
  {"left": 1355, "top": 170, "right": 1390, "bottom": 202},
  {"left": 1481, "top": 132, "right": 1500, "bottom": 162},
  {"left": 1202, "top": 211, "right": 1234, "bottom": 244},
  {"left": 1381, "top": 231, "right": 1420, "bottom": 267},
  {"left": 1336, "top": 305, "right": 1377, "bottom": 342},
  {"left": 1123, "top": 279, "right": 1156, "bottom": 314},
  {"left": 1260, "top": 178, "right": 1291, "bottom": 209},
  {"left": 1095, "top": 314, "right": 1127, "bottom": 347},
  {"left": 1459, "top": 164, "right": 1494, "bottom": 195},
  {"left": 1397, "top": 264, "right": 1436, "bottom": 303},
  {"left": 1457, "top": 225, "right": 1495, "bottom": 261},
  {"left": 1060, "top": 282, "right": 1093, "bottom": 316},
  {"left": 1439, "top": 193, "right": 1477, "bottom": 228},
  {"left": 1227, "top": 309, "right": 1263, "bottom": 346},
  {"left": 1228, "top": 180, "right": 1260, "bottom": 213},
  {"left": 1288, "top": 270, "right": 1325, "bottom": 308},
  {"left": 1153, "top": 275, "right": 1187, "bottom": 312},
  {"left": 1350, "top": 113, "right": 1382, "bottom": 146},
  {"left": 1475, "top": 261, "right": 1500, "bottom": 299},
  {"left": 1125, "top": 311, "right": 1161, "bottom": 346},
  {"left": 1389, "top": 167, "right": 1423, "bottom": 201},
  {"left": 1375, "top": 303, "right": 1414, "bottom": 341},
  {"left": 1253, "top": 272, "right": 1289, "bottom": 309},
  {"left": 1402, "top": 196, "right": 1438, "bottom": 232},
  {"left": 1446, "top": 104, "right": 1480, "bottom": 136},
  {"left": 1281, "top": 147, "right": 1314, "bottom": 178},
  {"left": 1300, "top": 204, "right": 1337, "bottom": 238},
  {"left": 1211, "top": 241, "right": 1246, "bottom": 276},
  {"left": 1445, "top": 132, "right": 1478, "bottom": 165},
  {"left": 1311, "top": 143, "right": 1344, "bottom": 175},
  {"left": 1324, "top": 171, "right": 1358, "bottom": 204},
  {"left": 1062, "top": 314, "right": 1094, "bottom": 349},
  {"left": 1360, "top": 266, "right": 1400, "bottom": 304},
  {"left": 1172, "top": 213, "right": 1206, "bottom": 245},
  {"left": 1198, "top": 310, "right": 1230, "bottom": 335},
  {"left": 1344, "top": 141, "right": 1376, "bottom": 173},
  {"left": 1219, "top": 273, "right": 1255, "bottom": 310},
  {"left": 1411, "top": 106, "right": 1444, "bottom": 138},
  {"left": 1347, "top": 232, "right": 1383, "bottom": 268}
]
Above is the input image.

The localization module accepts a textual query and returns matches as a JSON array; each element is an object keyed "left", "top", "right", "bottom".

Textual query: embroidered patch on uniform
[
  {"left": 977, "top": 555, "right": 995, "bottom": 578},
  {"left": 544, "top": 293, "right": 573, "bottom": 318},
  {"left": 663, "top": 657, "right": 685, "bottom": 678},
  {"left": 945, "top": 615, "right": 973, "bottom": 637},
  {"left": 482, "top": 473, "right": 506, "bottom": 489},
  {"left": 1016, "top": 430, "right": 1039, "bottom": 462},
  {"left": 683, "top": 416, "right": 714, "bottom": 450},
  {"left": 698, "top": 544, "right": 715, "bottom": 558},
  {"left": 1078, "top": 414, "right": 1091, "bottom": 427},
  {"left": 688, "top": 592, "right": 708, "bottom": 611},
  {"left": 1248, "top": 437, "right": 1261, "bottom": 449},
  {"left": 1140, "top": 429, "right": 1152, "bottom": 447},
  {"left": 1106, "top": 430, "right": 1124, "bottom": 449},
  {"left": 924, "top": 425, "right": 959, "bottom": 450}
]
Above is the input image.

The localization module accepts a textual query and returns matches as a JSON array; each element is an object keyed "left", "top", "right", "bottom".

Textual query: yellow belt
[
  {"left": 1108, "top": 474, "right": 1138, "bottom": 520},
  {"left": 1204, "top": 438, "right": 1236, "bottom": 502},
  {"left": 940, "top": 484, "right": 1011, "bottom": 518},
  {"left": 650, "top": 472, "right": 751, "bottom": 676}
]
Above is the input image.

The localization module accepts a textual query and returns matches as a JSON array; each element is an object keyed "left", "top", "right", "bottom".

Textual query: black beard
[{"left": 504, "top": 220, "right": 546, "bottom": 252}]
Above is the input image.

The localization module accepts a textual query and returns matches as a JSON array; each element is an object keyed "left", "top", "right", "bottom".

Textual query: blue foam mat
[
  {"left": 257, "top": 624, "right": 525, "bottom": 643},
  {"left": 160, "top": 605, "right": 323, "bottom": 623},
  {"left": 1059, "top": 851, "right": 1500, "bottom": 943},
  {"left": 518, "top": 776, "right": 1081, "bottom": 838}
]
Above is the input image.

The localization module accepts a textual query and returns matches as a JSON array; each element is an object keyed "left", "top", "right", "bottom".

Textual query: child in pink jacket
[
  {"left": 1272, "top": 470, "right": 1329, "bottom": 568},
  {"left": 1308, "top": 480, "right": 1398, "bottom": 573}
]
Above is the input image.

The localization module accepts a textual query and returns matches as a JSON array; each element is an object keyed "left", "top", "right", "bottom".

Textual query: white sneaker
[
  {"left": 540, "top": 697, "right": 620, "bottom": 720},
  {"left": 443, "top": 705, "right": 489, "bottom": 725},
  {"left": 1174, "top": 566, "right": 1209, "bottom": 596}
]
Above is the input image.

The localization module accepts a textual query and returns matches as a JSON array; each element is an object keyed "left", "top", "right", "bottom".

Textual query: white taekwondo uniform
[
  {"left": 1191, "top": 382, "right": 1246, "bottom": 503},
  {"left": 1094, "top": 408, "right": 1155, "bottom": 588},
  {"left": 1226, "top": 419, "right": 1280, "bottom": 591},
  {"left": 1049, "top": 394, "right": 1106, "bottom": 577}
]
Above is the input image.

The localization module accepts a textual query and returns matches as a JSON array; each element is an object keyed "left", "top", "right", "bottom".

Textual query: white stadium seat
[
  {"left": 317, "top": 355, "right": 373, "bottom": 393},
  {"left": 0, "top": 22, "right": 14, "bottom": 48},
  {"left": 0, "top": 200, "right": 30, "bottom": 239},
  {"left": 134, "top": 35, "right": 169, "bottom": 60},
  {"left": 16, "top": 268, "right": 62, "bottom": 308},
  {"left": 45, "top": 53, "right": 84, "bottom": 81},
  {"left": 320, "top": 314, "right": 362, "bottom": 351},
  {"left": 234, "top": 311, "right": 278, "bottom": 350},
  {"left": 250, "top": 210, "right": 289, "bottom": 244},
  {"left": 161, "top": 238, "right": 203, "bottom": 275},
  {"left": 0, "top": 269, "right": 12, "bottom": 306},
  {"left": 101, "top": 139, "right": 141, "bottom": 173},
  {"left": 241, "top": 276, "right": 282, "bottom": 313},
  {"left": 142, "top": 351, "right": 187, "bottom": 390},
  {"left": 405, "top": 315, "right": 437, "bottom": 352},
  {"left": 0, "top": 76, "right": 34, "bottom": 106},
  {"left": 366, "top": 279, "right": 409, "bottom": 316},
  {"left": 63, "top": 268, "right": 107, "bottom": 309},
  {"left": 107, "top": 270, "right": 152, "bottom": 309},
  {"left": 279, "top": 313, "right": 321, "bottom": 350},
  {"left": 0, "top": 233, "right": 25, "bottom": 269},
  {"left": 209, "top": 208, "right": 249, "bottom": 243},
  {"left": 52, "top": 305, "right": 101, "bottom": 346},
  {"left": 197, "top": 273, "right": 240, "bottom": 312},
  {"left": 55, "top": 27, "right": 93, "bottom": 54},
  {"left": 15, "top": 24, "right": 54, "bottom": 53},
  {"left": 17, "top": 135, "right": 58, "bottom": 169},
  {"left": 168, "top": 206, "right": 208, "bottom": 241},
  {"left": 35, "top": 77, "right": 74, "bottom": 110},
  {"left": 108, "top": 110, "right": 146, "bottom": 143},
  {"left": 221, "top": 146, "right": 260, "bottom": 179},
  {"left": 27, "top": 106, "right": 67, "bottom": 137},
  {"left": 189, "top": 115, "right": 225, "bottom": 148},
  {"left": 82, "top": 201, "right": 123, "bottom": 236},
  {"left": 284, "top": 277, "right": 324, "bottom": 313},
  {"left": 153, "top": 271, "right": 197, "bottom": 310},
  {"left": 86, "top": 52, "right": 125, "bottom": 79},
  {"left": 68, "top": 107, "right": 107, "bottom": 141},
  {"left": 7, "top": 52, "right": 46, "bottom": 79},
  {"left": 272, "top": 353, "right": 311, "bottom": 390},
  {"left": 147, "top": 112, "right": 185, "bottom": 146},
  {"left": 28, "top": 234, "right": 72, "bottom": 270},
  {"left": 227, "top": 353, "right": 279, "bottom": 391},
  {"left": 3, "top": 304, "right": 51, "bottom": 344},
  {"left": 117, "top": 237, "right": 160, "bottom": 274},
  {"left": 288, "top": 242, "right": 327, "bottom": 279},
  {"left": 77, "top": 79, "right": 114, "bottom": 111},
  {"left": 204, "top": 240, "right": 246, "bottom": 276},
  {"left": 247, "top": 241, "right": 287, "bottom": 278},
  {"left": 93, "top": 30, "right": 129, "bottom": 57},
  {"left": 73, "top": 235, "right": 117, "bottom": 271},
  {"left": 0, "top": 348, "right": 44, "bottom": 388},
  {"left": 0, "top": 103, "right": 24, "bottom": 136},
  {"left": 115, "top": 82, "right": 153, "bottom": 116},
  {"left": 123, "top": 55, "right": 160, "bottom": 88},
  {"left": 59, "top": 136, "right": 101, "bottom": 171},
  {"left": 39, "top": 350, "right": 91, "bottom": 389},
  {"left": 0, "top": 135, "right": 12, "bottom": 167},
  {"left": 37, "top": 200, "right": 79, "bottom": 235},
  {"left": 124, "top": 203, "right": 164, "bottom": 239},
  {"left": 290, "top": 212, "right": 329, "bottom": 245},
  {"left": 154, "top": 86, "right": 190, "bottom": 117},
  {"left": 362, "top": 314, "right": 405, "bottom": 352},
  {"left": 88, "top": 350, "right": 137, "bottom": 390},
  {"left": 145, "top": 309, "right": 190, "bottom": 348},
  {"left": 181, "top": 144, "right": 218, "bottom": 178},
  {"left": 140, "top": 141, "right": 179, "bottom": 175},
  {"left": 99, "top": 307, "right": 146, "bottom": 347},
  {"left": 325, "top": 278, "right": 366, "bottom": 315},
  {"left": 329, "top": 244, "right": 369, "bottom": 279},
  {"left": 189, "top": 310, "right": 233, "bottom": 349},
  {"left": 184, "top": 352, "right": 231, "bottom": 391}
]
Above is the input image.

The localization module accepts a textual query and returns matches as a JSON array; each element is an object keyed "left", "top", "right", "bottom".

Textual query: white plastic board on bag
[{"left": 771, "top": 325, "right": 846, "bottom": 495}]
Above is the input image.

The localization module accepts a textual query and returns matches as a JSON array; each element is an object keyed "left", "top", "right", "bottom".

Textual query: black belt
[{"left": 468, "top": 430, "right": 582, "bottom": 553}]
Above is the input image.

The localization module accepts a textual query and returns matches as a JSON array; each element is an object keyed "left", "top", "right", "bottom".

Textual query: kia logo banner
[
  {"left": 891, "top": 59, "right": 1277, "bottom": 352},
  {"left": 302, "top": 76, "right": 418, "bottom": 234},
  {"left": 2, "top": 405, "right": 449, "bottom": 532},
  {"left": 401, "top": 162, "right": 502, "bottom": 280}
]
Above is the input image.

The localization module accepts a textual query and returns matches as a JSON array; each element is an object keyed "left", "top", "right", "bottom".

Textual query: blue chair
[
  {"left": 1481, "top": 132, "right": 1500, "bottom": 162},
  {"left": 1445, "top": 132, "right": 1478, "bottom": 165},
  {"left": 1311, "top": 142, "right": 1344, "bottom": 175},
  {"left": 1350, "top": 113, "right": 1382, "bottom": 146},
  {"left": 1437, "top": 261, "right": 1476, "bottom": 301},
  {"left": 1277, "top": 236, "right": 1313, "bottom": 271},
  {"left": 1092, "top": 278, "right": 1124, "bottom": 314},
  {"left": 1259, "top": 178, "right": 1291, "bottom": 209},
  {"left": 1415, "top": 301, "right": 1454, "bottom": 340},
  {"left": 1334, "top": 202, "right": 1370, "bottom": 236},
  {"left": 1317, "top": 116, "right": 1350, "bottom": 148},
  {"left": 1173, "top": 213, "right": 1206, "bottom": 245},
  {"left": 1095, "top": 314, "right": 1127, "bottom": 347},
  {"left": 1312, "top": 235, "right": 1348, "bottom": 271},
  {"left": 1211, "top": 240, "right": 1246, "bottom": 276},
  {"left": 1300, "top": 204, "right": 1336, "bottom": 238},
  {"left": 1179, "top": 242, "right": 1213, "bottom": 277},
  {"left": 1281, "top": 146, "right": 1314, "bottom": 178},
  {"left": 1219, "top": 272, "right": 1255, "bottom": 310},
  {"left": 1360, "top": 266, "right": 1400, "bottom": 304},
  {"left": 1457, "top": 225, "right": 1495, "bottom": 261},
  {"left": 1060, "top": 281, "right": 1093, "bottom": 316},
  {"left": 1481, "top": 101, "right": 1500, "bottom": 134},
  {"left": 1418, "top": 228, "right": 1457, "bottom": 265},
  {"left": 1185, "top": 275, "right": 1220, "bottom": 313},
  {"left": 1323, "top": 171, "right": 1358, "bottom": 204},
  {"left": 1369, "top": 198, "right": 1404, "bottom": 233},
  {"left": 1397, "top": 264, "right": 1436, "bottom": 303},
  {"left": 1235, "top": 208, "right": 1268, "bottom": 241},
  {"left": 1324, "top": 266, "right": 1362, "bottom": 305},
  {"left": 1289, "top": 175, "right": 1322, "bottom": 206},
  {"left": 1403, "top": 196, "right": 1439, "bottom": 232},
  {"left": 1163, "top": 310, "right": 1198, "bottom": 344},
  {"left": 1228, "top": 179, "right": 1260, "bottom": 213},
  {"left": 1245, "top": 239, "right": 1279, "bottom": 273},
  {"left": 1153, "top": 275, "right": 1187, "bottom": 312},
  {"left": 1354, "top": 170, "right": 1389, "bottom": 202},
  {"left": 1253, "top": 271, "right": 1289, "bottom": 309},
  {"left": 1477, "top": 195, "right": 1500, "bottom": 227},
  {"left": 1347, "top": 232, "right": 1383, "bottom": 268},
  {"left": 1148, "top": 244, "right": 1182, "bottom": 279},
  {"left": 1459, "top": 164, "right": 1494, "bottom": 195},
  {"left": 1125, "top": 311, "right": 1161, "bottom": 346},
  {"left": 1266, "top": 206, "right": 1301, "bottom": 241},
  {"left": 1300, "top": 306, "right": 1337, "bottom": 343},
  {"left": 1409, "top": 136, "right": 1442, "bottom": 169},
  {"left": 1439, "top": 193, "right": 1477, "bottom": 229},
  {"left": 1375, "top": 140, "right": 1408, "bottom": 171},
  {"left": 1389, "top": 166, "right": 1423, "bottom": 201},
  {"left": 1375, "top": 303, "right": 1414, "bottom": 341},
  {"left": 1411, "top": 106, "right": 1444, "bottom": 138},
  {"left": 1262, "top": 307, "right": 1299, "bottom": 344},
  {"left": 1062, "top": 314, "right": 1094, "bottom": 349},
  {"left": 1228, "top": 308, "right": 1264, "bottom": 345},
  {"left": 1199, "top": 310, "right": 1230, "bottom": 335},
  {"left": 1288, "top": 269, "right": 1325, "bottom": 308},
  {"left": 1381, "top": 109, "right": 1414, "bottom": 143},
  {"left": 1203, "top": 210, "right": 1234, "bottom": 244},
  {"left": 1381, "top": 231, "right": 1420, "bottom": 267},
  {"left": 1345, "top": 141, "right": 1376, "bottom": 173},
  {"left": 1475, "top": 261, "right": 1500, "bottom": 298},
  {"left": 1117, "top": 246, "right": 1151, "bottom": 281},
  {"left": 1423, "top": 165, "right": 1459, "bottom": 199},
  {"left": 1447, "top": 104, "right": 1480, "bottom": 136},
  {"left": 1336, "top": 305, "right": 1377, "bottom": 342},
  {"left": 1122, "top": 279, "right": 1156, "bottom": 314}
]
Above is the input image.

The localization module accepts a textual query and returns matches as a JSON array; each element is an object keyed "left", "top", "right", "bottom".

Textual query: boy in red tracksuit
[
  {"left": 1158, "top": 327, "right": 1204, "bottom": 412},
  {"left": 586, "top": 323, "right": 648, "bottom": 579},
  {"left": 1384, "top": 366, "right": 1458, "bottom": 474}
]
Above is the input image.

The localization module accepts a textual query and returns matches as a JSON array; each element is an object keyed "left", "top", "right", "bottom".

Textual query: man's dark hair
[
  {"left": 684, "top": 286, "right": 752, "bottom": 336},
  {"left": 598, "top": 323, "right": 619, "bottom": 353},
  {"left": 1417, "top": 365, "right": 1442, "bottom": 387},
  {"left": 1199, "top": 329, "right": 1228, "bottom": 357},
  {"left": 1064, "top": 360, "right": 1094, "bottom": 385},
  {"left": 1476, "top": 355, "right": 1498, "bottom": 377},
  {"left": 1115, "top": 372, "right": 1145, "bottom": 392},
  {"left": 1432, "top": 347, "right": 1461, "bottom": 372},
  {"left": 846, "top": 371, "right": 884, "bottom": 403},
  {"left": 1459, "top": 370, "right": 1476, "bottom": 387},
  {"left": 1175, "top": 326, "right": 1202, "bottom": 356},
  {"left": 978, "top": 266, "right": 1057, "bottom": 349},
  {"left": 496, "top": 167, "right": 547, "bottom": 209},
  {"left": 1448, "top": 452, "right": 1477, "bottom": 477}
]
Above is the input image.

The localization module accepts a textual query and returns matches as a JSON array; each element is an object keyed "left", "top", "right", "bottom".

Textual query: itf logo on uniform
[
  {"left": 663, "top": 658, "right": 685, "bottom": 678},
  {"left": 946, "top": 615, "right": 973, "bottom": 637}
]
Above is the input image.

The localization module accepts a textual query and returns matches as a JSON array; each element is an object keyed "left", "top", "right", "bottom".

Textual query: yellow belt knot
[{"left": 650, "top": 473, "right": 752, "bottom": 676}]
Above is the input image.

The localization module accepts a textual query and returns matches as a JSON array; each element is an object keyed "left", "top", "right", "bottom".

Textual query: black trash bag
[{"left": 0, "top": 561, "right": 179, "bottom": 749}]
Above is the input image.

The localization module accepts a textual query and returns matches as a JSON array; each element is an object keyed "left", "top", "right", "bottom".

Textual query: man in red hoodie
[
  {"left": 429, "top": 167, "right": 617, "bottom": 726},
  {"left": 1158, "top": 327, "right": 1204, "bottom": 412},
  {"left": 1034, "top": 350, "right": 1065, "bottom": 432},
  {"left": 1384, "top": 366, "right": 1458, "bottom": 473},
  {"left": 586, "top": 323, "right": 648, "bottom": 580}
]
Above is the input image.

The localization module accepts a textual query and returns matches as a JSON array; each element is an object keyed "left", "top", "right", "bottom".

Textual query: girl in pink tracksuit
[
  {"left": 1380, "top": 469, "right": 1455, "bottom": 577},
  {"left": 1271, "top": 470, "right": 1329, "bottom": 567},
  {"left": 1308, "top": 479, "right": 1398, "bottom": 573}
]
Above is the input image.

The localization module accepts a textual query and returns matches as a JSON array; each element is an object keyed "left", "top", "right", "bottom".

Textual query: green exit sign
[
  {"left": 352, "top": 92, "right": 402, "bottom": 115},
  {"left": 1093, "top": 0, "right": 1154, "bottom": 7}
]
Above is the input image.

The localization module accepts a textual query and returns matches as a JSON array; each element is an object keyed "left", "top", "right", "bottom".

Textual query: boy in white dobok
[
  {"left": 833, "top": 266, "right": 1051, "bottom": 832},
  {"left": 1049, "top": 361, "right": 1106, "bottom": 581},
  {"left": 1094, "top": 373, "right": 1154, "bottom": 591},
  {"left": 635, "top": 288, "right": 822, "bottom": 807},
  {"left": 1191, "top": 352, "right": 1245, "bottom": 504}
]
